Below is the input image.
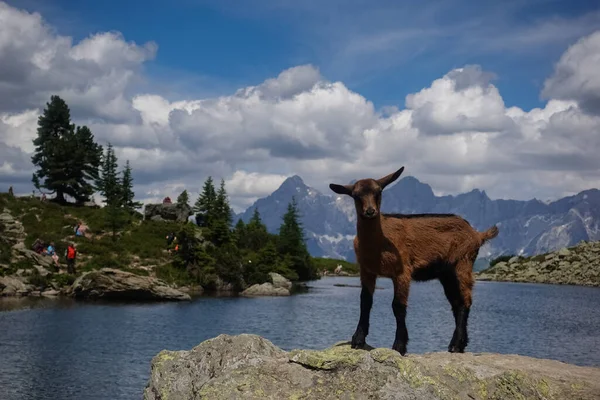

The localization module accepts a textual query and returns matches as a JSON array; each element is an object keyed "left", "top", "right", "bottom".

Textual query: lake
[{"left": 1, "top": 277, "right": 599, "bottom": 399}]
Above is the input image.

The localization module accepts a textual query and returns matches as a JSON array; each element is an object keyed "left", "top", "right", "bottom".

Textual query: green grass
[
  {"left": 311, "top": 257, "right": 359, "bottom": 274},
  {"left": 155, "top": 263, "right": 195, "bottom": 286}
]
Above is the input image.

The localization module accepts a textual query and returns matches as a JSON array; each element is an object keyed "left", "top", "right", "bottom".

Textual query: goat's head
[{"left": 329, "top": 167, "right": 404, "bottom": 219}]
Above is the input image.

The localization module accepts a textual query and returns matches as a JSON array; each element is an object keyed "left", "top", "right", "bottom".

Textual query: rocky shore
[
  {"left": 476, "top": 240, "right": 600, "bottom": 287},
  {"left": 144, "top": 333, "right": 600, "bottom": 400}
]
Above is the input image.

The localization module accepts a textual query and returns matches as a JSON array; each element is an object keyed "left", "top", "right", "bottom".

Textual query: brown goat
[{"left": 329, "top": 167, "right": 499, "bottom": 355}]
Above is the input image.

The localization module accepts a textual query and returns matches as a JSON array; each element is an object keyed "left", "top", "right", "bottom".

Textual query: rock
[
  {"left": 144, "top": 203, "right": 193, "bottom": 223},
  {"left": 477, "top": 241, "right": 600, "bottom": 287},
  {"left": 34, "top": 265, "right": 50, "bottom": 276},
  {"left": 144, "top": 334, "right": 600, "bottom": 400},
  {"left": 240, "top": 283, "right": 290, "bottom": 297},
  {"left": 13, "top": 245, "right": 54, "bottom": 268},
  {"left": 68, "top": 268, "right": 191, "bottom": 301},
  {"left": 557, "top": 247, "right": 571, "bottom": 257},
  {"left": 268, "top": 272, "right": 292, "bottom": 290},
  {"left": 41, "top": 289, "right": 60, "bottom": 297},
  {"left": 508, "top": 256, "right": 520, "bottom": 264},
  {"left": 0, "top": 276, "right": 33, "bottom": 296}
]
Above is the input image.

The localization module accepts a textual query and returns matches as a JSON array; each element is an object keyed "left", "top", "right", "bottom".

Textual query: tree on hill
[
  {"left": 194, "top": 177, "right": 216, "bottom": 227},
  {"left": 96, "top": 143, "right": 121, "bottom": 207},
  {"left": 278, "top": 197, "right": 317, "bottom": 281},
  {"left": 242, "top": 208, "right": 271, "bottom": 252},
  {"left": 177, "top": 190, "right": 190, "bottom": 207},
  {"left": 209, "top": 179, "right": 232, "bottom": 246},
  {"left": 97, "top": 143, "right": 126, "bottom": 240},
  {"left": 31, "top": 95, "right": 102, "bottom": 203},
  {"left": 120, "top": 160, "right": 142, "bottom": 213}
]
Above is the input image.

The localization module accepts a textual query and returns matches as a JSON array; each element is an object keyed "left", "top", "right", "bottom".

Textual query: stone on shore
[
  {"left": 240, "top": 272, "right": 293, "bottom": 297},
  {"left": 68, "top": 268, "right": 191, "bottom": 301},
  {"left": 144, "top": 334, "right": 600, "bottom": 400}
]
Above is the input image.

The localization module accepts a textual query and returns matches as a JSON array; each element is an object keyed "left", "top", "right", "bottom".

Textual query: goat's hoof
[
  {"left": 351, "top": 333, "right": 366, "bottom": 349},
  {"left": 448, "top": 345, "right": 465, "bottom": 353},
  {"left": 392, "top": 341, "right": 407, "bottom": 356}
]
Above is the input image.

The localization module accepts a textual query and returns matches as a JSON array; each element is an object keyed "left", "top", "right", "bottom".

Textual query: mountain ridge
[{"left": 235, "top": 175, "right": 600, "bottom": 263}]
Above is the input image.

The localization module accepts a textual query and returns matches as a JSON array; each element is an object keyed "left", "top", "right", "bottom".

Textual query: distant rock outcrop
[
  {"left": 241, "top": 272, "right": 292, "bottom": 297},
  {"left": 477, "top": 240, "right": 600, "bottom": 287},
  {"left": 144, "top": 334, "right": 600, "bottom": 400},
  {"left": 68, "top": 268, "right": 191, "bottom": 301},
  {"left": 144, "top": 202, "right": 193, "bottom": 223}
]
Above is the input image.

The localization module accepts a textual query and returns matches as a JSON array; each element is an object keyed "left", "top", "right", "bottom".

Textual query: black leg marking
[
  {"left": 440, "top": 273, "right": 470, "bottom": 353},
  {"left": 351, "top": 286, "right": 373, "bottom": 349},
  {"left": 391, "top": 298, "right": 408, "bottom": 356}
]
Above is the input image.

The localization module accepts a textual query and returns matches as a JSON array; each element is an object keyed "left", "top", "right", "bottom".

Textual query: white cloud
[
  {"left": 542, "top": 31, "right": 600, "bottom": 114},
  {"left": 1, "top": 1, "right": 600, "bottom": 213}
]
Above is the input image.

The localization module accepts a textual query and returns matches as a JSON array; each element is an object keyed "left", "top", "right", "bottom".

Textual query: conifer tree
[
  {"left": 244, "top": 208, "right": 270, "bottom": 252},
  {"left": 177, "top": 190, "right": 190, "bottom": 207},
  {"left": 210, "top": 179, "right": 232, "bottom": 246},
  {"left": 278, "top": 197, "right": 316, "bottom": 281},
  {"left": 97, "top": 143, "right": 121, "bottom": 206},
  {"left": 193, "top": 176, "right": 216, "bottom": 226},
  {"left": 121, "top": 160, "right": 142, "bottom": 213},
  {"left": 31, "top": 95, "right": 102, "bottom": 203}
]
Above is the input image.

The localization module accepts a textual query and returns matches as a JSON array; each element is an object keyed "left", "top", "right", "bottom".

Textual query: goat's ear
[
  {"left": 377, "top": 166, "right": 404, "bottom": 189},
  {"left": 329, "top": 183, "right": 354, "bottom": 196}
]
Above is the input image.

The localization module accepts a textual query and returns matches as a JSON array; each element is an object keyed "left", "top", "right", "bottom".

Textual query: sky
[{"left": 1, "top": 0, "right": 600, "bottom": 212}]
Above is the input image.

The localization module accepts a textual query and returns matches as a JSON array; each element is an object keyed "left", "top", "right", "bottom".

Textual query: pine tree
[
  {"left": 210, "top": 179, "right": 232, "bottom": 246},
  {"left": 97, "top": 143, "right": 121, "bottom": 206},
  {"left": 121, "top": 160, "right": 142, "bottom": 213},
  {"left": 278, "top": 197, "right": 316, "bottom": 281},
  {"left": 193, "top": 177, "right": 216, "bottom": 226},
  {"left": 177, "top": 190, "right": 190, "bottom": 207},
  {"left": 31, "top": 95, "right": 102, "bottom": 203},
  {"left": 245, "top": 208, "right": 270, "bottom": 252}
]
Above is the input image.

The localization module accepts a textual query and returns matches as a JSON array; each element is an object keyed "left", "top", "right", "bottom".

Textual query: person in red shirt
[{"left": 65, "top": 243, "right": 77, "bottom": 274}]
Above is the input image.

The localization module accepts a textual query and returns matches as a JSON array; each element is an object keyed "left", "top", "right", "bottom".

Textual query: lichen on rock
[{"left": 144, "top": 334, "right": 600, "bottom": 400}]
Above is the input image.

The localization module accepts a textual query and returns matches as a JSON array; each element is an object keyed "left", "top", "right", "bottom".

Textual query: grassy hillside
[{"left": 0, "top": 193, "right": 180, "bottom": 280}]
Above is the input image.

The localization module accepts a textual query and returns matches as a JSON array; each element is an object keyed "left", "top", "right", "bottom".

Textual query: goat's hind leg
[
  {"left": 352, "top": 271, "right": 376, "bottom": 349},
  {"left": 440, "top": 266, "right": 473, "bottom": 353}
]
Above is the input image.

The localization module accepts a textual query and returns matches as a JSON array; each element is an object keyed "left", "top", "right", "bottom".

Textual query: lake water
[{"left": 1, "top": 277, "right": 599, "bottom": 399}]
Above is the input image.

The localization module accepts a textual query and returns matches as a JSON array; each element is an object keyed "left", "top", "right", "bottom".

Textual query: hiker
[
  {"left": 65, "top": 243, "right": 77, "bottom": 274},
  {"left": 163, "top": 196, "right": 172, "bottom": 204},
  {"left": 41, "top": 193, "right": 46, "bottom": 202},
  {"left": 74, "top": 221, "right": 84, "bottom": 236},
  {"left": 8, "top": 186, "right": 13, "bottom": 197},
  {"left": 32, "top": 238, "right": 45, "bottom": 254},
  {"left": 45, "top": 242, "right": 60, "bottom": 268}
]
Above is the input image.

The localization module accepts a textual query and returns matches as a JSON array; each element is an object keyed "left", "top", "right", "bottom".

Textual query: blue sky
[
  {"left": 2, "top": 0, "right": 600, "bottom": 208},
  {"left": 12, "top": 0, "right": 600, "bottom": 110}
]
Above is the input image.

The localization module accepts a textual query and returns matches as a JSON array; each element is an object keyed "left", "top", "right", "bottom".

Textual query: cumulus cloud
[
  {"left": 542, "top": 31, "right": 600, "bottom": 115},
  {"left": 1, "top": 1, "right": 600, "bottom": 212}
]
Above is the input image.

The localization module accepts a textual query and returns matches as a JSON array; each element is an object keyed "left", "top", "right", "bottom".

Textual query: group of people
[{"left": 32, "top": 240, "right": 77, "bottom": 274}]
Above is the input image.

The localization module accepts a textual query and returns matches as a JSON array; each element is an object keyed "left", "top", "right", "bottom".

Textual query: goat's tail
[{"left": 479, "top": 225, "right": 499, "bottom": 244}]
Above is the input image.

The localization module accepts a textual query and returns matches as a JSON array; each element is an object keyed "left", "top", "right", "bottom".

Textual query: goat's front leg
[
  {"left": 392, "top": 276, "right": 410, "bottom": 356},
  {"left": 352, "top": 271, "right": 376, "bottom": 349}
]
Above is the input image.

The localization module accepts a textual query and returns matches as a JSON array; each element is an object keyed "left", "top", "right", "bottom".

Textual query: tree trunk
[{"left": 56, "top": 190, "right": 66, "bottom": 204}]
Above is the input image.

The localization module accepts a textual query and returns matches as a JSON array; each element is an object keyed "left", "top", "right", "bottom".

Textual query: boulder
[
  {"left": 268, "top": 272, "right": 292, "bottom": 290},
  {"left": 144, "top": 203, "right": 193, "bottom": 223},
  {"left": 12, "top": 244, "right": 54, "bottom": 268},
  {"left": 144, "top": 334, "right": 600, "bottom": 400},
  {"left": 68, "top": 268, "right": 191, "bottom": 301},
  {"left": 240, "top": 282, "right": 290, "bottom": 297},
  {"left": 0, "top": 276, "right": 33, "bottom": 296}
]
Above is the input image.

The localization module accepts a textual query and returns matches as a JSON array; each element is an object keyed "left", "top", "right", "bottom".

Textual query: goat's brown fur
[{"left": 329, "top": 167, "right": 499, "bottom": 355}]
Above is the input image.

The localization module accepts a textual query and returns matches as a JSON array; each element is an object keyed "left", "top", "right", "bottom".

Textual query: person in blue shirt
[{"left": 45, "top": 242, "right": 60, "bottom": 269}]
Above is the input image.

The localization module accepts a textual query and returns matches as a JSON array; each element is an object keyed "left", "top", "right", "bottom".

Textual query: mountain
[{"left": 235, "top": 175, "right": 600, "bottom": 263}]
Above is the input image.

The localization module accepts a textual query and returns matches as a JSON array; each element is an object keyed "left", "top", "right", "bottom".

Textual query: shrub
[
  {"left": 155, "top": 263, "right": 194, "bottom": 286},
  {"left": 311, "top": 257, "right": 359, "bottom": 274},
  {"left": 489, "top": 254, "right": 514, "bottom": 267},
  {"left": 53, "top": 273, "right": 76, "bottom": 287}
]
